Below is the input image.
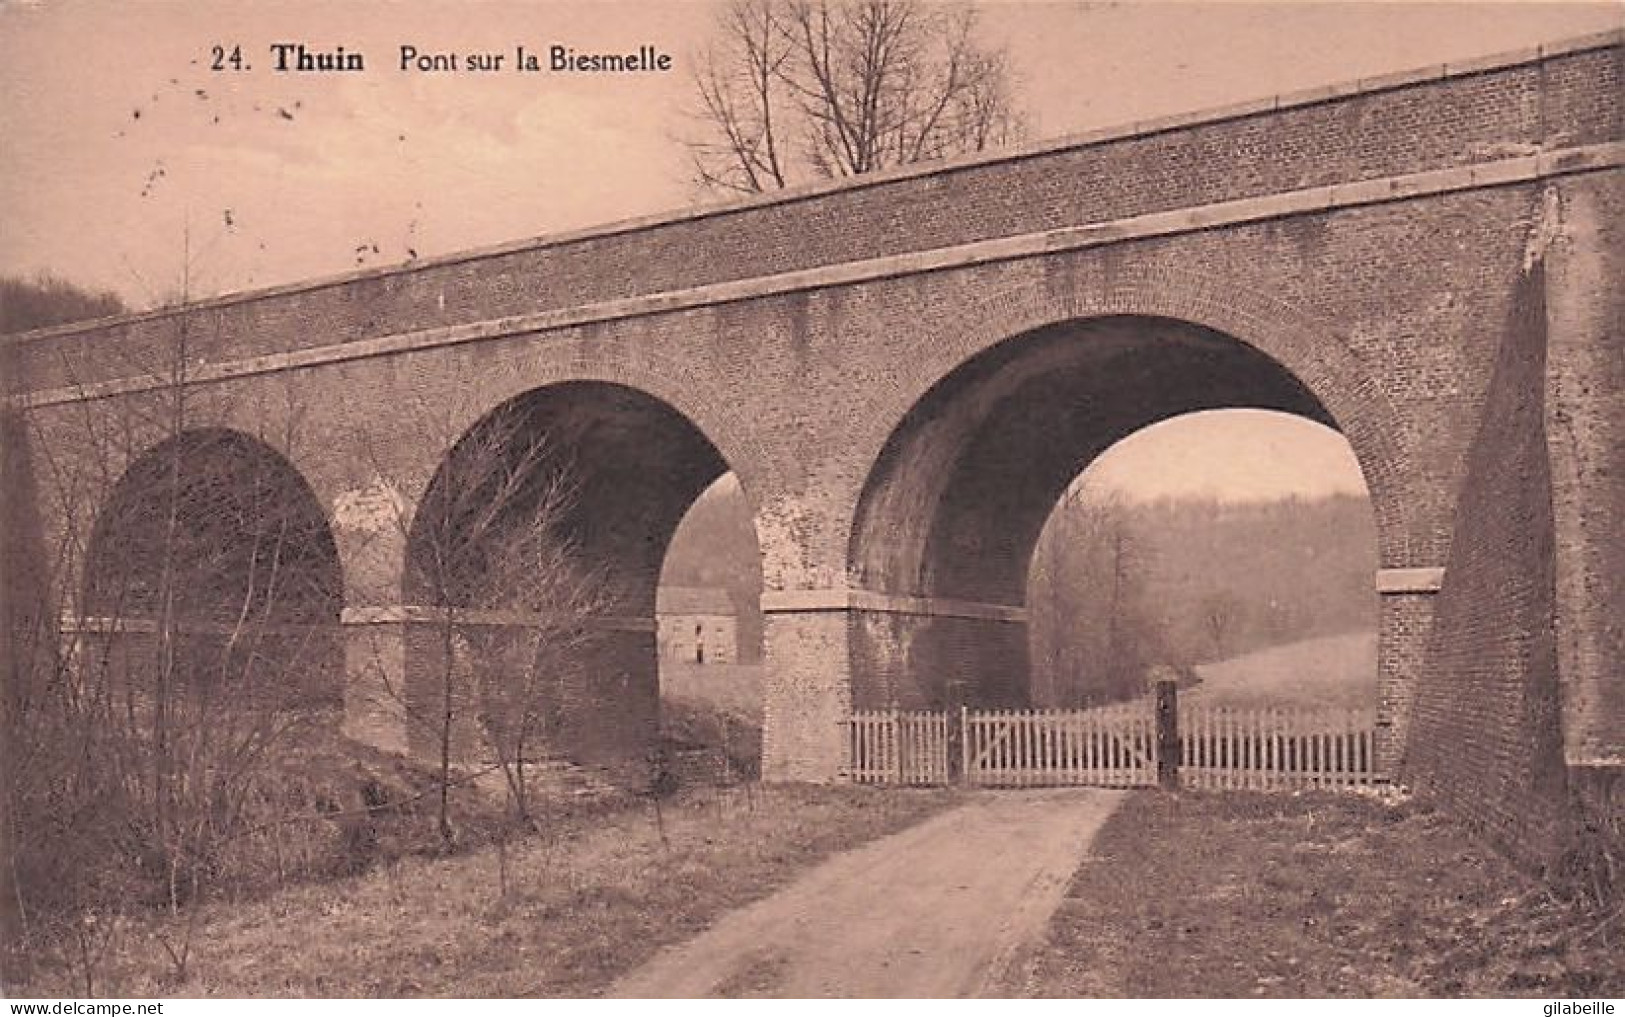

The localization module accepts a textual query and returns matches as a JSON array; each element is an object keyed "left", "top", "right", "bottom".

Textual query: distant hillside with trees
[
  {"left": 1029, "top": 492, "right": 1378, "bottom": 705},
  {"left": 662, "top": 478, "right": 1377, "bottom": 695},
  {"left": 1135, "top": 493, "right": 1378, "bottom": 661},
  {"left": 1, "top": 273, "right": 127, "bottom": 335}
]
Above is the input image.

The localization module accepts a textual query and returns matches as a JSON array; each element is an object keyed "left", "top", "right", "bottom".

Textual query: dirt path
[{"left": 608, "top": 788, "right": 1122, "bottom": 998}]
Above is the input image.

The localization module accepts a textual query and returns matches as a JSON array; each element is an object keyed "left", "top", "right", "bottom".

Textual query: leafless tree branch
[{"left": 682, "top": 0, "right": 1025, "bottom": 193}]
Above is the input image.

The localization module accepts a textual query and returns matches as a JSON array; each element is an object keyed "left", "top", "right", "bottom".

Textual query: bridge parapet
[{"left": 4, "top": 32, "right": 1618, "bottom": 398}]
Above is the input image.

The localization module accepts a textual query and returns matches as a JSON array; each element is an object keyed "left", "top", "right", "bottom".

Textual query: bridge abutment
[
  {"left": 1544, "top": 173, "right": 1625, "bottom": 772},
  {"left": 1376, "top": 571, "right": 1444, "bottom": 777}
]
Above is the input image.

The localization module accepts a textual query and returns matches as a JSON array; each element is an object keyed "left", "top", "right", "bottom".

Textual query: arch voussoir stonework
[
  {"left": 844, "top": 262, "right": 1421, "bottom": 573},
  {"left": 398, "top": 333, "right": 772, "bottom": 526},
  {"left": 759, "top": 260, "right": 1434, "bottom": 780}
]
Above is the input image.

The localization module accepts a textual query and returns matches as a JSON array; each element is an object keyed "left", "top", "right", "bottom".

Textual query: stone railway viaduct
[{"left": 4, "top": 31, "right": 1621, "bottom": 863}]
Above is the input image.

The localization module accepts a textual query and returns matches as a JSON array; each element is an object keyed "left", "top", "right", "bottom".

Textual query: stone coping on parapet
[
  {"left": 3, "top": 27, "right": 1619, "bottom": 350},
  {"left": 13, "top": 140, "right": 1621, "bottom": 410},
  {"left": 60, "top": 614, "right": 329, "bottom": 636},
  {"left": 761, "top": 589, "right": 1027, "bottom": 624},
  {"left": 339, "top": 604, "right": 656, "bottom": 632},
  {"left": 59, "top": 608, "right": 663, "bottom": 634}
]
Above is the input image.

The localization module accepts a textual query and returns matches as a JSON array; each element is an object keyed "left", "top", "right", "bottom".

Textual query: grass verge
[
  {"left": 1008, "top": 790, "right": 1624, "bottom": 998},
  {"left": 6, "top": 784, "right": 958, "bottom": 998}
]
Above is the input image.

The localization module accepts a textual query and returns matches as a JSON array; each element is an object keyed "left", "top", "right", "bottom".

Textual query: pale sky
[
  {"left": 1079, "top": 409, "right": 1368, "bottom": 502},
  {"left": 2, "top": 0, "right": 1618, "bottom": 501}
]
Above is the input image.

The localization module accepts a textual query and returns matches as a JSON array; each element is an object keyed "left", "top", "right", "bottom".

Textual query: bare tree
[
  {"left": 1028, "top": 491, "right": 1163, "bottom": 706},
  {"left": 685, "top": 0, "right": 1025, "bottom": 194},
  {"left": 3, "top": 288, "right": 344, "bottom": 988},
  {"left": 1200, "top": 590, "right": 1245, "bottom": 661},
  {"left": 359, "top": 396, "right": 612, "bottom": 860}
]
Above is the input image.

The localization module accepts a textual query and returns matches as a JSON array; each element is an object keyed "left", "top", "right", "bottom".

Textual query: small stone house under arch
[{"left": 657, "top": 586, "right": 738, "bottom": 665}]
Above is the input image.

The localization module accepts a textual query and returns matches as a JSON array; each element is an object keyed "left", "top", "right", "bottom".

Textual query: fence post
[
  {"left": 1155, "top": 679, "right": 1179, "bottom": 791},
  {"left": 958, "top": 706, "right": 969, "bottom": 786}
]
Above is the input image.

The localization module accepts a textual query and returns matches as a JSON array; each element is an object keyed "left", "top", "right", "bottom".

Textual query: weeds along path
[{"left": 609, "top": 788, "right": 1123, "bottom": 999}]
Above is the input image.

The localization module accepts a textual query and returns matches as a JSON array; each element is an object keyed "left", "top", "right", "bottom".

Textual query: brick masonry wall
[
  {"left": 1377, "top": 593, "right": 1434, "bottom": 775},
  {"left": 761, "top": 611, "right": 851, "bottom": 782},
  {"left": 848, "top": 611, "right": 1029, "bottom": 711},
  {"left": 1403, "top": 259, "right": 1572, "bottom": 867},
  {"left": 9, "top": 184, "right": 1561, "bottom": 788}
]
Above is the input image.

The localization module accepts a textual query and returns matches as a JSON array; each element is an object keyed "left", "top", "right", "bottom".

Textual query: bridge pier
[
  {"left": 759, "top": 605, "right": 852, "bottom": 783},
  {"left": 333, "top": 481, "right": 416, "bottom": 755},
  {"left": 341, "top": 609, "right": 412, "bottom": 754},
  {"left": 759, "top": 590, "right": 1031, "bottom": 782}
]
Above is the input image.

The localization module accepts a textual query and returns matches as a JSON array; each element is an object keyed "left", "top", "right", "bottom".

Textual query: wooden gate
[
  {"left": 960, "top": 703, "right": 1159, "bottom": 788},
  {"left": 847, "top": 709, "right": 951, "bottom": 786}
]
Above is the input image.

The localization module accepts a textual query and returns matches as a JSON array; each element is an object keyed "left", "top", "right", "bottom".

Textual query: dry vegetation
[
  {"left": 1008, "top": 791, "right": 1625, "bottom": 998},
  {"left": 660, "top": 662, "right": 765, "bottom": 721},
  {"left": 1028, "top": 492, "right": 1379, "bottom": 699},
  {"left": 4, "top": 784, "right": 958, "bottom": 997},
  {"left": 661, "top": 696, "right": 762, "bottom": 781},
  {"left": 1184, "top": 631, "right": 1378, "bottom": 715}
]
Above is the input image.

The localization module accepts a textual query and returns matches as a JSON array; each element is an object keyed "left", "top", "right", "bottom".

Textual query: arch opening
[
  {"left": 80, "top": 427, "right": 344, "bottom": 711},
  {"left": 403, "top": 381, "right": 743, "bottom": 783},
  {"left": 1027, "top": 409, "right": 1378, "bottom": 716},
  {"left": 657, "top": 472, "right": 766, "bottom": 780},
  {"left": 847, "top": 314, "right": 1383, "bottom": 714}
]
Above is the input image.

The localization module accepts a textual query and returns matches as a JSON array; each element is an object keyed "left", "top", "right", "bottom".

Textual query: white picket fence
[
  {"left": 847, "top": 709, "right": 951, "bottom": 786},
  {"left": 845, "top": 696, "right": 1376, "bottom": 791},
  {"left": 1178, "top": 703, "right": 1375, "bottom": 790}
]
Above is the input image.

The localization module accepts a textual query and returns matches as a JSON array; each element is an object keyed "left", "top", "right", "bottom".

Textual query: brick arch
[
  {"left": 403, "top": 380, "right": 732, "bottom": 610},
  {"left": 80, "top": 424, "right": 344, "bottom": 614},
  {"left": 400, "top": 339, "right": 772, "bottom": 531},
  {"left": 844, "top": 264, "right": 1420, "bottom": 573},
  {"left": 385, "top": 364, "right": 764, "bottom": 775},
  {"left": 78, "top": 425, "right": 346, "bottom": 706}
]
